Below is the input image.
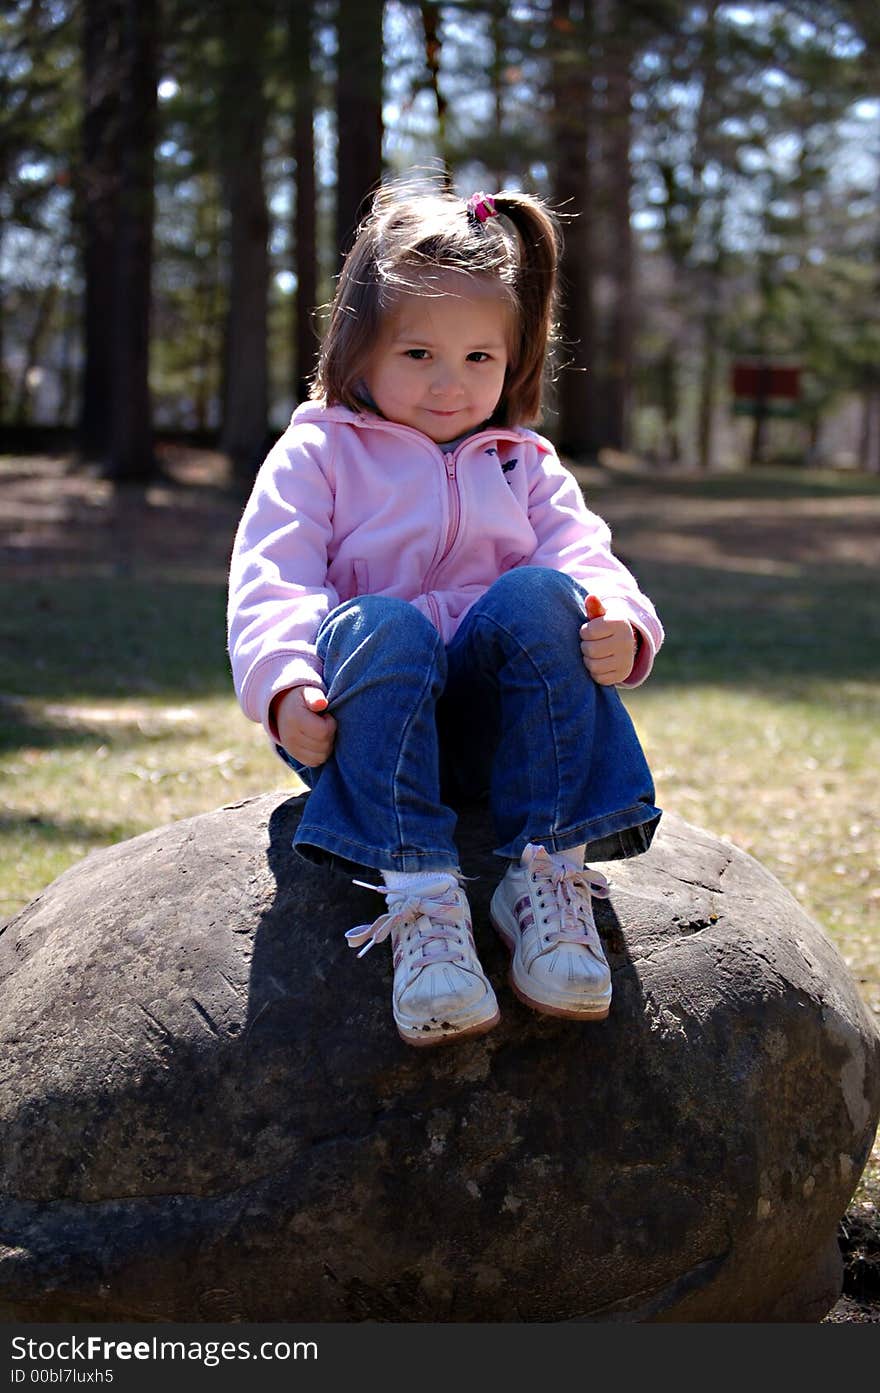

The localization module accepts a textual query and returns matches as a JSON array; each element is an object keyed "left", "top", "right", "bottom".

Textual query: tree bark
[
  {"left": 194, "top": 183, "right": 221, "bottom": 433},
  {"left": 420, "top": 1, "right": 452, "bottom": 187},
  {"left": 79, "top": 0, "right": 123, "bottom": 463},
  {"left": 550, "top": 0, "right": 598, "bottom": 458},
  {"left": 861, "top": 386, "right": 880, "bottom": 474},
  {"left": 658, "top": 347, "right": 680, "bottom": 463},
  {"left": 218, "top": 0, "right": 271, "bottom": 482},
  {"left": 488, "top": 0, "right": 506, "bottom": 189},
  {"left": 335, "top": 0, "right": 384, "bottom": 262},
  {"left": 290, "top": 0, "right": 318, "bottom": 404},
  {"left": 108, "top": 0, "right": 158, "bottom": 481},
  {"left": 600, "top": 21, "right": 634, "bottom": 453},
  {"left": 693, "top": 2, "right": 723, "bottom": 471},
  {"left": 696, "top": 201, "right": 726, "bottom": 471},
  {"left": 13, "top": 281, "right": 59, "bottom": 424},
  {"left": 696, "top": 294, "right": 720, "bottom": 472}
]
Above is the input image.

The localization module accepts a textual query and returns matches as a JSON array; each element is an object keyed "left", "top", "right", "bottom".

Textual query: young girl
[{"left": 227, "top": 183, "right": 664, "bottom": 1048}]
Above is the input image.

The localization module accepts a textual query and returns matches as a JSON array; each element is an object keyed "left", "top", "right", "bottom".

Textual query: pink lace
[
  {"left": 522, "top": 844, "right": 610, "bottom": 947},
  {"left": 346, "top": 877, "right": 467, "bottom": 964}
]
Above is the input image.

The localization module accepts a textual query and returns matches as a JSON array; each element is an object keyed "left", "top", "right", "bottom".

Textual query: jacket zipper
[
  {"left": 440, "top": 454, "right": 461, "bottom": 565},
  {"left": 424, "top": 450, "right": 463, "bottom": 613}
]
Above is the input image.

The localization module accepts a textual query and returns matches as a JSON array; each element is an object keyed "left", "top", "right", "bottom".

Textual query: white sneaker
[
  {"left": 346, "top": 873, "right": 500, "bottom": 1047},
  {"left": 490, "top": 843, "right": 612, "bottom": 1019}
]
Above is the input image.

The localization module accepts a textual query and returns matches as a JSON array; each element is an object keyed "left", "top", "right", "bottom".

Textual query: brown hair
[{"left": 311, "top": 178, "right": 562, "bottom": 427}]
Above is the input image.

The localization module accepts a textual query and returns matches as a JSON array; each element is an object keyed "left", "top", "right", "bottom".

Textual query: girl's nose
[{"left": 429, "top": 364, "right": 464, "bottom": 397}]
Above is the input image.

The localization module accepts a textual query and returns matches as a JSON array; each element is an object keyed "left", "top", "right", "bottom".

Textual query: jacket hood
[{"left": 288, "top": 399, "right": 552, "bottom": 452}]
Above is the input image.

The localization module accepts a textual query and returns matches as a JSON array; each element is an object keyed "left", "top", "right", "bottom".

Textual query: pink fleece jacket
[{"left": 227, "top": 402, "right": 664, "bottom": 743}]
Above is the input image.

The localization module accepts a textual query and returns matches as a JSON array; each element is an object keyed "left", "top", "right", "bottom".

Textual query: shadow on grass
[
  {"left": 0, "top": 576, "right": 231, "bottom": 705},
  {"left": 600, "top": 467, "right": 880, "bottom": 503},
  {"left": 626, "top": 559, "right": 879, "bottom": 690},
  {"left": 0, "top": 543, "right": 877, "bottom": 747},
  {"left": 0, "top": 701, "right": 106, "bottom": 754},
  {"left": 0, "top": 696, "right": 217, "bottom": 756},
  {"left": 0, "top": 810, "right": 135, "bottom": 850}
]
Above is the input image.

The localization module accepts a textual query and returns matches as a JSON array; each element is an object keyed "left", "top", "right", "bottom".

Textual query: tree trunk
[
  {"left": 420, "top": 1, "right": 452, "bottom": 187},
  {"left": 748, "top": 257, "right": 774, "bottom": 467},
  {"left": 108, "top": 0, "right": 158, "bottom": 482},
  {"left": 696, "top": 204, "right": 726, "bottom": 471},
  {"left": 79, "top": 0, "right": 123, "bottom": 463},
  {"left": 861, "top": 384, "right": 880, "bottom": 474},
  {"left": 749, "top": 373, "right": 769, "bottom": 467},
  {"left": 218, "top": 0, "right": 271, "bottom": 482},
  {"left": 694, "top": 4, "right": 722, "bottom": 472},
  {"left": 0, "top": 223, "right": 6, "bottom": 423},
  {"left": 13, "top": 281, "right": 59, "bottom": 424},
  {"left": 658, "top": 348, "right": 680, "bottom": 464},
  {"left": 488, "top": 0, "right": 506, "bottom": 188},
  {"left": 696, "top": 301, "right": 720, "bottom": 471},
  {"left": 598, "top": 9, "right": 634, "bottom": 453},
  {"left": 58, "top": 283, "right": 78, "bottom": 426},
  {"left": 804, "top": 410, "right": 822, "bottom": 466},
  {"left": 194, "top": 183, "right": 221, "bottom": 433},
  {"left": 335, "top": 0, "right": 384, "bottom": 262},
  {"left": 865, "top": 147, "right": 880, "bottom": 473},
  {"left": 550, "top": 0, "right": 597, "bottom": 458},
  {"left": 290, "top": 0, "right": 318, "bottom": 404}
]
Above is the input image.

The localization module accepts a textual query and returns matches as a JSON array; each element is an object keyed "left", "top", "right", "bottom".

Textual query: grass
[{"left": 1, "top": 452, "right": 878, "bottom": 1216}]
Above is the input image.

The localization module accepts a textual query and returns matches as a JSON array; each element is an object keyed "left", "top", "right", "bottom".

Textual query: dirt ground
[{"left": 2, "top": 445, "right": 879, "bottom": 1322}]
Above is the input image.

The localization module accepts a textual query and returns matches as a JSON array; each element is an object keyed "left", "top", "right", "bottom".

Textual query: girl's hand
[
  {"left": 580, "top": 595, "right": 637, "bottom": 686},
  {"left": 273, "top": 686, "right": 337, "bottom": 767}
]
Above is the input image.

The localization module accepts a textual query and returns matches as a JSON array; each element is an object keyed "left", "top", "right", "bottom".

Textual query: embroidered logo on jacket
[{"left": 484, "top": 446, "right": 517, "bottom": 479}]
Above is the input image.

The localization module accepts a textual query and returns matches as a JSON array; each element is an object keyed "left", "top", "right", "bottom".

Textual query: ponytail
[{"left": 478, "top": 192, "right": 562, "bottom": 424}]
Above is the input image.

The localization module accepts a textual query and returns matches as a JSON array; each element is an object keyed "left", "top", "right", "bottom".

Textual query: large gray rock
[{"left": 0, "top": 794, "right": 877, "bottom": 1323}]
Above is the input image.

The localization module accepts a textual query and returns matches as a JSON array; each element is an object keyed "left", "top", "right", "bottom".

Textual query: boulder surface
[{"left": 1, "top": 793, "right": 878, "bottom": 1323}]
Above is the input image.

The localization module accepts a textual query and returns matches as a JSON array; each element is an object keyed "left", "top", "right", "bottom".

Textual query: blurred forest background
[
  {"left": 2, "top": 0, "right": 880, "bottom": 479},
  {"left": 2, "top": 1, "right": 880, "bottom": 1311}
]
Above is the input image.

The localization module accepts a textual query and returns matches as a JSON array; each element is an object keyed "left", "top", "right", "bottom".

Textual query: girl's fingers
[
  {"left": 581, "top": 638, "right": 619, "bottom": 660},
  {"left": 586, "top": 662, "right": 626, "bottom": 685},
  {"left": 279, "top": 710, "right": 336, "bottom": 759},
  {"left": 579, "top": 619, "right": 615, "bottom": 641},
  {"left": 301, "top": 685, "right": 329, "bottom": 712},
  {"left": 299, "top": 729, "right": 336, "bottom": 758},
  {"left": 292, "top": 726, "right": 337, "bottom": 766}
]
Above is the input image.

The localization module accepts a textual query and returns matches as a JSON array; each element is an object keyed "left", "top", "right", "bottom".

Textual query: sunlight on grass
[
  {"left": 0, "top": 695, "right": 300, "bottom": 915},
  {"left": 628, "top": 685, "right": 879, "bottom": 983}
]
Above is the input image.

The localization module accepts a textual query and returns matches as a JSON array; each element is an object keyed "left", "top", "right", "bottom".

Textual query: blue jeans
[{"left": 277, "top": 567, "right": 661, "bottom": 876}]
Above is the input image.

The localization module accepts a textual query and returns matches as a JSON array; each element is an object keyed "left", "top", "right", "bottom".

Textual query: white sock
[
  {"left": 520, "top": 841, "right": 586, "bottom": 871},
  {"left": 381, "top": 867, "right": 458, "bottom": 895},
  {"left": 554, "top": 843, "right": 587, "bottom": 870}
]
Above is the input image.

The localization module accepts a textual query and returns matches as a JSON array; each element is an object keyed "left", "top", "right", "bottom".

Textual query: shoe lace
[
  {"left": 345, "top": 876, "right": 468, "bottom": 965},
  {"left": 524, "top": 845, "right": 610, "bottom": 949}
]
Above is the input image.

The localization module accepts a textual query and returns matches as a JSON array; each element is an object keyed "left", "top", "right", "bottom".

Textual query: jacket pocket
[
  {"left": 335, "top": 557, "right": 370, "bottom": 601},
  {"left": 352, "top": 558, "right": 370, "bottom": 594},
  {"left": 499, "top": 552, "right": 528, "bottom": 574}
]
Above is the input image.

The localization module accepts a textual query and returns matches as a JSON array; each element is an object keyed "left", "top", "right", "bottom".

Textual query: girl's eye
[
  {"left": 467, "top": 352, "right": 491, "bottom": 363},
  {"left": 404, "top": 349, "right": 429, "bottom": 360}
]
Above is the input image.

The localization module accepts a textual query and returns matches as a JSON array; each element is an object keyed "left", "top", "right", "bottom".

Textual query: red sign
[{"left": 732, "top": 364, "right": 801, "bottom": 400}]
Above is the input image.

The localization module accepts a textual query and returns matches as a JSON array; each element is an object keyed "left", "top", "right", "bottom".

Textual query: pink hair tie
[{"left": 466, "top": 191, "right": 499, "bottom": 225}]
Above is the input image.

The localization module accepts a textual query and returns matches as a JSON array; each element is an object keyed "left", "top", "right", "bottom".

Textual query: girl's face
[{"left": 363, "top": 272, "right": 511, "bottom": 443}]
